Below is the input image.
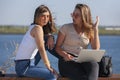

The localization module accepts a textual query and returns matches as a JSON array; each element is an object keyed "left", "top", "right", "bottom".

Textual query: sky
[{"left": 0, "top": 0, "right": 120, "bottom": 26}]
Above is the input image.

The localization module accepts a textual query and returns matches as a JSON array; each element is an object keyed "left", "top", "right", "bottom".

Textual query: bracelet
[
  {"left": 44, "top": 61, "right": 50, "bottom": 65},
  {"left": 44, "top": 62, "right": 48, "bottom": 65},
  {"left": 44, "top": 62, "right": 51, "bottom": 68}
]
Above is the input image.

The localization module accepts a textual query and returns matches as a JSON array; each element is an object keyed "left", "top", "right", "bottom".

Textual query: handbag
[
  {"left": 0, "top": 70, "right": 5, "bottom": 77},
  {"left": 98, "top": 56, "right": 113, "bottom": 77}
]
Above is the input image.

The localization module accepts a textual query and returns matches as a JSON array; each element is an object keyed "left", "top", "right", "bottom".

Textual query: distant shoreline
[
  {"left": 0, "top": 26, "right": 120, "bottom": 35},
  {"left": 0, "top": 33, "right": 120, "bottom": 36}
]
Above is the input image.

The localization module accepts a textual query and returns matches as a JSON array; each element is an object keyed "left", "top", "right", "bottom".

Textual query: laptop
[{"left": 72, "top": 49, "right": 105, "bottom": 63}]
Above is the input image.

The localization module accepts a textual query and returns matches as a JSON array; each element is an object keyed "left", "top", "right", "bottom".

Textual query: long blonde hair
[{"left": 75, "top": 4, "right": 94, "bottom": 38}]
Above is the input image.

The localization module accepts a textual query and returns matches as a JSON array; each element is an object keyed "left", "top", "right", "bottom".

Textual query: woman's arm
[
  {"left": 32, "top": 26, "right": 59, "bottom": 77},
  {"left": 55, "top": 31, "right": 74, "bottom": 61},
  {"left": 31, "top": 25, "right": 52, "bottom": 70},
  {"left": 90, "top": 16, "right": 100, "bottom": 50}
]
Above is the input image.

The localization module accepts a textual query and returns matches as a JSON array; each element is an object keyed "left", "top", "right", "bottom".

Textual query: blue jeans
[{"left": 15, "top": 60, "right": 56, "bottom": 80}]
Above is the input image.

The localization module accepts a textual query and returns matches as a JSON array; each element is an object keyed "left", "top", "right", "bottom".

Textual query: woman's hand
[
  {"left": 90, "top": 16, "right": 100, "bottom": 49},
  {"left": 93, "top": 16, "right": 99, "bottom": 30},
  {"left": 51, "top": 67, "right": 60, "bottom": 78},
  {"left": 47, "top": 66, "right": 60, "bottom": 78},
  {"left": 63, "top": 53, "right": 74, "bottom": 61},
  {"left": 46, "top": 35, "right": 54, "bottom": 50},
  {"left": 47, "top": 66, "right": 53, "bottom": 72}
]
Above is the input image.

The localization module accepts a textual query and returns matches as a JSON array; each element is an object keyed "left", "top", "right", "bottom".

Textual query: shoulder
[
  {"left": 33, "top": 25, "right": 42, "bottom": 31},
  {"left": 60, "top": 23, "right": 73, "bottom": 30},
  {"left": 31, "top": 25, "right": 43, "bottom": 37},
  {"left": 29, "top": 24, "right": 42, "bottom": 31},
  {"left": 59, "top": 23, "right": 73, "bottom": 35},
  {"left": 62, "top": 23, "right": 73, "bottom": 27}
]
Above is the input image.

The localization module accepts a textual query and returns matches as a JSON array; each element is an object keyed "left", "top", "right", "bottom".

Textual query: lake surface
[{"left": 0, "top": 34, "right": 120, "bottom": 74}]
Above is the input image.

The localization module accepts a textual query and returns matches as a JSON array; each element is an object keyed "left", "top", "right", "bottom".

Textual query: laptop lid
[{"left": 74, "top": 49, "right": 105, "bottom": 63}]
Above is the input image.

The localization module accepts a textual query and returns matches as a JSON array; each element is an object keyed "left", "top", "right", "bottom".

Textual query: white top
[
  {"left": 60, "top": 23, "right": 90, "bottom": 56},
  {"left": 15, "top": 24, "right": 38, "bottom": 60}
]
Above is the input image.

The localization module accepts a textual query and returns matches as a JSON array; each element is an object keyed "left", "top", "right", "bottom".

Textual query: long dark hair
[{"left": 33, "top": 5, "right": 57, "bottom": 34}]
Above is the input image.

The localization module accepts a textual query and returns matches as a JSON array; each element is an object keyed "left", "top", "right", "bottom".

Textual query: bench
[
  {"left": 0, "top": 74, "right": 120, "bottom": 80},
  {"left": 58, "top": 74, "right": 120, "bottom": 80}
]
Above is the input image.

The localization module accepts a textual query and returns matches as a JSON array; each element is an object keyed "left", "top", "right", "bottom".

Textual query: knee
[{"left": 91, "top": 61, "right": 99, "bottom": 71}]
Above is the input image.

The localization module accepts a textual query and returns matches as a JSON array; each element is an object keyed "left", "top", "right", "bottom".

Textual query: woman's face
[
  {"left": 38, "top": 11, "right": 50, "bottom": 26},
  {"left": 71, "top": 8, "right": 82, "bottom": 25}
]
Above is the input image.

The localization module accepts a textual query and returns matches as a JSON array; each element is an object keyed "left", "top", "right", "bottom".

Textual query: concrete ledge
[
  {"left": 0, "top": 74, "right": 43, "bottom": 80},
  {"left": 0, "top": 74, "right": 120, "bottom": 80},
  {"left": 99, "top": 74, "right": 120, "bottom": 80},
  {"left": 0, "top": 77, "right": 42, "bottom": 80},
  {"left": 58, "top": 74, "right": 120, "bottom": 80}
]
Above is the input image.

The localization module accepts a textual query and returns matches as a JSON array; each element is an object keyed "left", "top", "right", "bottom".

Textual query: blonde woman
[{"left": 56, "top": 3, "right": 100, "bottom": 80}]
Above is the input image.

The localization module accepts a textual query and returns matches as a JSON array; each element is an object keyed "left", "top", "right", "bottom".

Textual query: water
[{"left": 0, "top": 34, "right": 120, "bottom": 74}]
